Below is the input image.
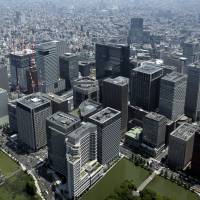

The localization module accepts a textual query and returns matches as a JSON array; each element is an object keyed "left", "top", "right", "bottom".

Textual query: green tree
[{"left": 25, "top": 181, "right": 36, "bottom": 196}]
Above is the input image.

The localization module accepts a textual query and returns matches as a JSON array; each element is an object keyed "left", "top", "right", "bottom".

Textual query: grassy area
[
  {"left": 147, "top": 176, "right": 199, "bottom": 200},
  {"left": 81, "top": 158, "right": 150, "bottom": 200},
  {"left": 0, "top": 151, "right": 41, "bottom": 200},
  {"left": 0, "top": 151, "right": 19, "bottom": 176},
  {"left": 0, "top": 171, "right": 40, "bottom": 200}
]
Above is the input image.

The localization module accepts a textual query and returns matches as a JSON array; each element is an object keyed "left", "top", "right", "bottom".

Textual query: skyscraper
[
  {"left": 183, "top": 40, "right": 200, "bottom": 64},
  {"left": 10, "top": 49, "right": 34, "bottom": 92},
  {"left": 0, "top": 63, "right": 9, "bottom": 91},
  {"left": 168, "top": 123, "right": 196, "bottom": 170},
  {"left": 191, "top": 128, "right": 200, "bottom": 177},
  {"left": 66, "top": 122, "right": 103, "bottom": 199},
  {"left": 36, "top": 41, "right": 67, "bottom": 93},
  {"left": 130, "top": 64, "right": 163, "bottom": 111},
  {"left": 142, "top": 112, "right": 167, "bottom": 149},
  {"left": 159, "top": 72, "right": 187, "bottom": 121},
  {"left": 185, "top": 64, "right": 200, "bottom": 121},
  {"left": 89, "top": 107, "right": 121, "bottom": 165},
  {"left": 46, "top": 112, "right": 81, "bottom": 176},
  {"left": 59, "top": 53, "right": 79, "bottom": 90},
  {"left": 95, "top": 43, "right": 130, "bottom": 80},
  {"left": 44, "top": 91, "right": 74, "bottom": 114},
  {"left": 128, "top": 18, "right": 144, "bottom": 44},
  {"left": 73, "top": 77, "right": 99, "bottom": 108},
  {"left": 8, "top": 100, "right": 18, "bottom": 132},
  {"left": 79, "top": 61, "right": 91, "bottom": 77},
  {"left": 46, "top": 112, "right": 103, "bottom": 199},
  {"left": 102, "top": 76, "right": 128, "bottom": 133},
  {"left": 17, "top": 93, "right": 52, "bottom": 151},
  {"left": 0, "top": 88, "right": 8, "bottom": 118}
]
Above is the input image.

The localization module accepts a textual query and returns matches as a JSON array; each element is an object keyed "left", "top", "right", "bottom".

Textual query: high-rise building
[
  {"left": 128, "top": 18, "right": 144, "bottom": 44},
  {"left": 160, "top": 50, "right": 186, "bottom": 74},
  {"left": 46, "top": 112, "right": 103, "bottom": 199},
  {"left": 73, "top": 77, "right": 99, "bottom": 108},
  {"left": 102, "top": 76, "right": 128, "bottom": 133},
  {"left": 130, "top": 64, "right": 163, "bottom": 111},
  {"left": 159, "top": 65, "right": 177, "bottom": 76},
  {"left": 159, "top": 72, "right": 187, "bottom": 121},
  {"left": 10, "top": 49, "right": 34, "bottom": 92},
  {"left": 16, "top": 93, "right": 52, "bottom": 151},
  {"left": 66, "top": 122, "right": 103, "bottom": 199},
  {"left": 168, "top": 123, "right": 196, "bottom": 170},
  {"left": 0, "top": 63, "right": 9, "bottom": 91},
  {"left": 191, "top": 128, "right": 200, "bottom": 177},
  {"left": 79, "top": 99, "right": 102, "bottom": 121},
  {"left": 26, "top": 65, "right": 39, "bottom": 94},
  {"left": 95, "top": 43, "right": 130, "bottom": 80},
  {"left": 36, "top": 41, "right": 68, "bottom": 93},
  {"left": 143, "top": 112, "right": 167, "bottom": 148},
  {"left": 46, "top": 112, "right": 81, "bottom": 176},
  {"left": 0, "top": 88, "right": 8, "bottom": 118},
  {"left": 14, "top": 11, "right": 25, "bottom": 25},
  {"left": 44, "top": 91, "right": 74, "bottom": 114},
  {"left": 79, "top": 61, "right": 91, "bottom": 77},
  {"left": 8, "top": 100, "right": 18, "bottom": 132},
  {"left": 183, "top": 40, "right": 200, "bottom": 64},
  {"left": 89, "top": 107, "right": 121, "bottom": 165},
  {"left": 185, "top": 64, "right": 200, "bottom": 121},
  {"left": 59, "top": 53, "right": 79, "bottom": 90}
]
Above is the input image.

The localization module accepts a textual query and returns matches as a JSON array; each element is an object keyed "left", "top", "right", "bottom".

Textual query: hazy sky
[{"left": 0, "top": 0, "right": 200, "bottom": 10}]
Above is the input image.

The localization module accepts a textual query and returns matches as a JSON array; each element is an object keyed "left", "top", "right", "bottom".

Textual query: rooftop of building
[
  {"left": 125, "top": 127, "right": 143, "bottom": 140},
  {"left": 184, "top": 39, "right": 199, "bottom": 45},
  {"left": 171, "top": 123, "right": 196, "bottom": 141},
  {"left": 8, "top": 99, "right": 18, "bottom": 107},
  {"left": 60, "top": 52, "right": 78, "bottom": 60},
  {"left": 45, "top": 90, "right": 73, "bottom": 103},
  {"left": 48, "top": 111, "right": 80, "bottom": 129},
  {"left": 79, "top": 60, "right": 91, "bottom": 66},
  {"left": 188, "top": 63, "right": 200, "bottom": 70},
  {"left": 160, "top": 65, "right": 177, "bottom": 71},
  {"left": 79, "top": 99, "right": 102, "bottom": 117},
  {"left": 10, "top": 49, "right": 34, "bottom": 56},
  {"left": 162, "top": 72, "right": 186, "bottom": 82},
  {"left": 104, "top": 76, "right": 129, "bottom": 86},
  {"left": 89, "top": 107, "right": 120, "bottom": 124},
  {"left": 67, "top": 122, "right": 96, "bottom": 144},
  {"left": 73, "top": 77, "right": 98, "bottom": 89},
  {"left": 0, "top": 88, "right": 7, "bottom": 94},
  {"left": 0, "top": 63, "right": 6, "bottom": 68},
  {"left": 133, "top": 64, "right": 163, "bottom": 75},
  {"left": 145, "top": 112, "right": 166, "bottom": 122},
  {"left": 96, "top": 43, "right": 128, "bottom": 49},
  {"left": 131, "top": 17, "right": 143, "bottom": 21},
  {"left": 36, "top": 40, "right": 59, "bottom": 51},
  {"left": 17, "top": 93, "right": 50, "bottom": 109}
]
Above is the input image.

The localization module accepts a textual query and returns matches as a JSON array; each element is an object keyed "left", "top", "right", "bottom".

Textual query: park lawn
[
  {"left": 0, "top": 171, "right": 40, "bottom": 200},
  {"left": 0, "top": 151, "right": 19, "bottom": 176},
  {"left": 81, "top": 158, "right": 150, "bottom": 200},
  {"left": 147, "top": 176, "right": 199, "bottom": 200}
]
